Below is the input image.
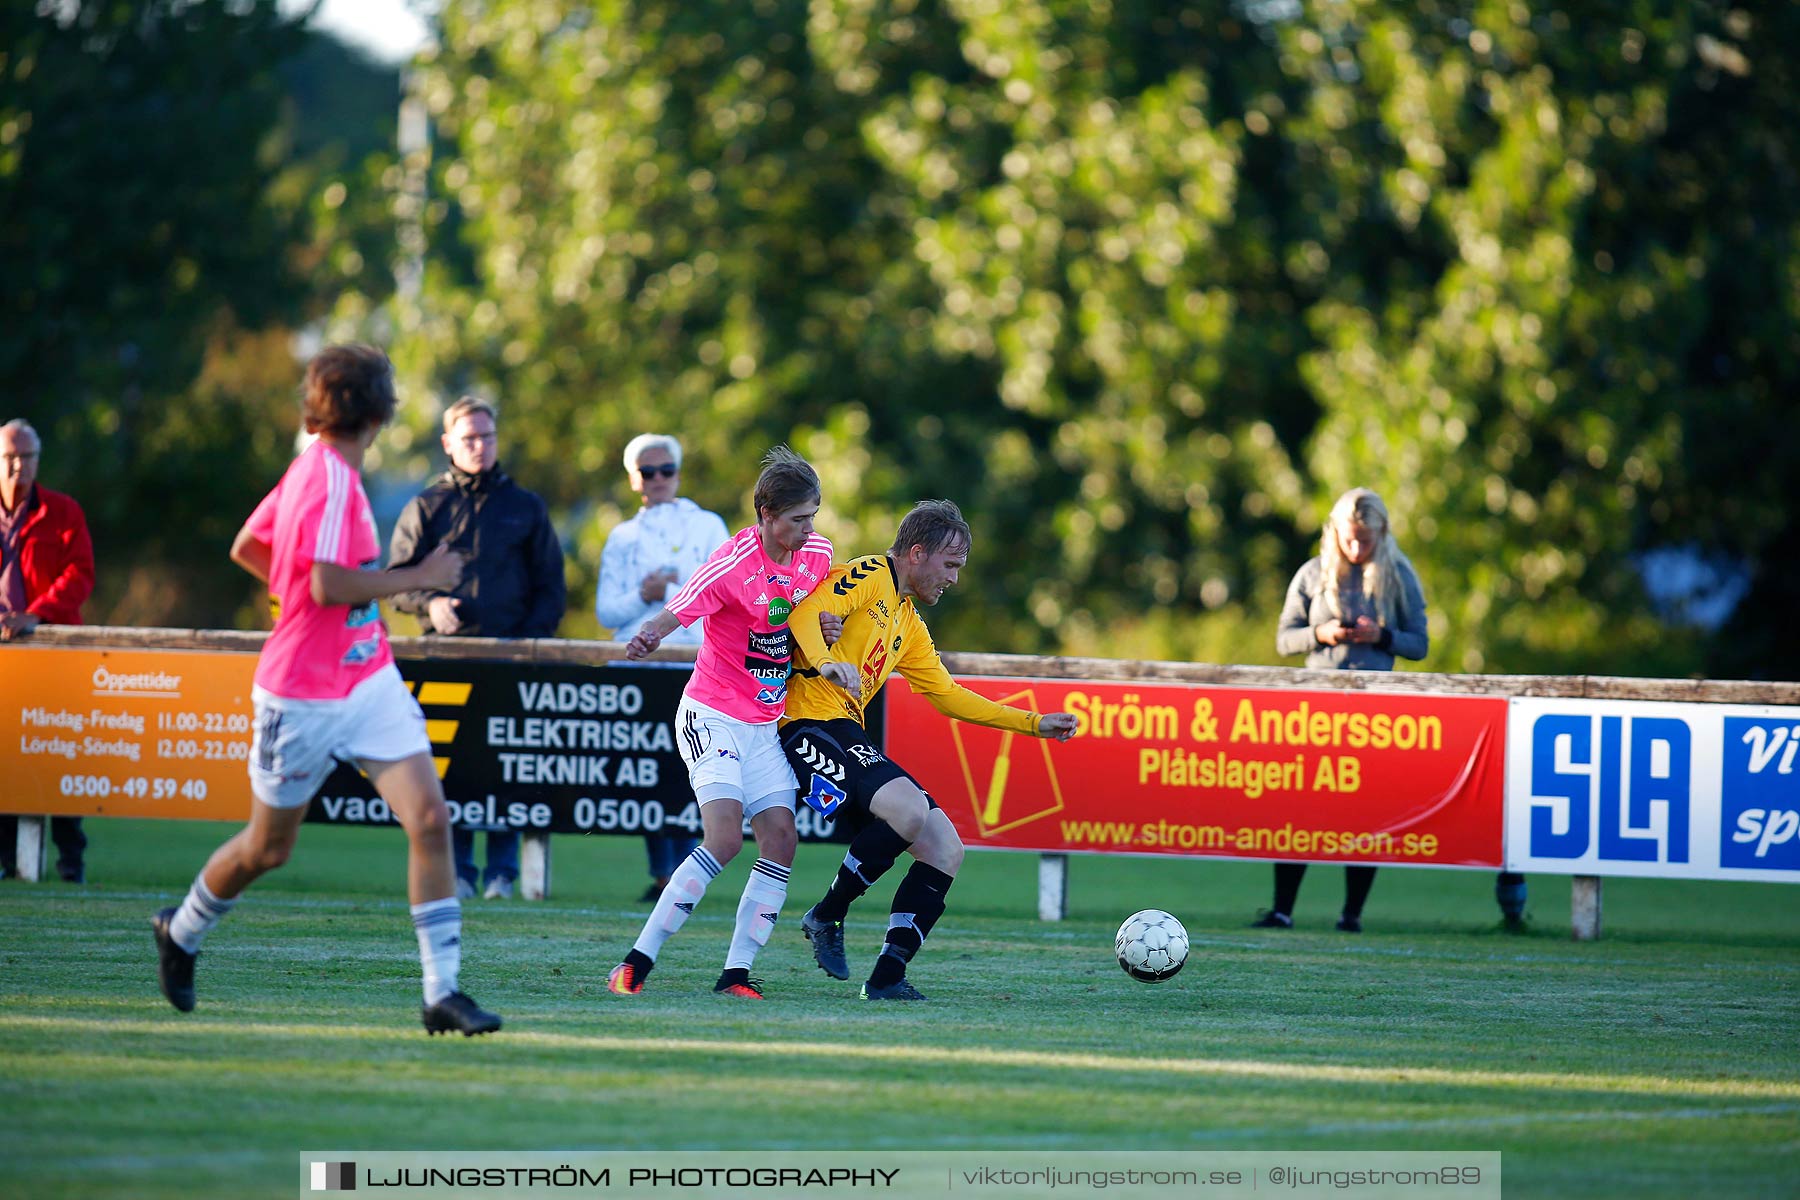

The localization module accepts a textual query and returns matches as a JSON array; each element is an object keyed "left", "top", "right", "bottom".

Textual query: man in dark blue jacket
[{"left": 389, "top": 397, "right": 566, "bottom": 898}]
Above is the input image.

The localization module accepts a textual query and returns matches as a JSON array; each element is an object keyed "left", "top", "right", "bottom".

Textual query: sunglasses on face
[{"left": 638, "top": 463, "right": 679, "bottom": 479}]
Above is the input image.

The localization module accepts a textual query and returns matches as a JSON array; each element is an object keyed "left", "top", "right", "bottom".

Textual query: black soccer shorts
[{"left": 778, "top": 717, "right": 937, "bottom": 828}]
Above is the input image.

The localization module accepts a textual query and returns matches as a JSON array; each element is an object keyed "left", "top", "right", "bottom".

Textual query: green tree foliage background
[
  {"left": 393, "top": 0, "right": 1797, "bottom": 675},
  {"left": 0, "top": 0, "right": 396, "bottom": 626},
  {"left": 7, "top": 1, "right": 1797, "bottom": 678}
]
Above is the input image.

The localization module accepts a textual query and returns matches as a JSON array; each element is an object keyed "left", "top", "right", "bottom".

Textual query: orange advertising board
[
  {"left": 885, "top": 675, "right": 1507, "bottom": 867},
  {"left": 0, "top": 646, "right": 259, "bottom": 821}
]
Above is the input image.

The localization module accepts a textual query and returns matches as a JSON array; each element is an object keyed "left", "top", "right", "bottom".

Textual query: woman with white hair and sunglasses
[
  {"left": 1260, "top": 487, "right": 1430, "bottom": 933},
  {"left": 596, "top": 434, "right": 730, "bottom": 900}
]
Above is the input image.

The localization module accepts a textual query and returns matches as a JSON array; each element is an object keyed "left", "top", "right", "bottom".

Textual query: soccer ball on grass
[{"left": 1115, "top": 908, "right": 1189, "bottom": 982}]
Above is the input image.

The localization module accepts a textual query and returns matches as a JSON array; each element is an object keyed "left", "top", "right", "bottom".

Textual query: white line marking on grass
[
  {"left": 0, "top": 889, "right": 718, "bottom": 925},
  {"left": 8, "top": 894, "right": 1794, "bottom": 975},
  {"left": 7, "top": 1014, "right": 1799, "bottom": 1102},
  {"left": 1195, "top": 936, "right": 1800, "bottom": 973},
  {"left": 835, "top": 1105, "right": 1800, "bottom": 1149},
  {"left": 20, "top": 1148, "right": 283, "bottom": 1172},
  {"left": 1246, "top": 1101, "right": 1800, "bottom": 1140}
]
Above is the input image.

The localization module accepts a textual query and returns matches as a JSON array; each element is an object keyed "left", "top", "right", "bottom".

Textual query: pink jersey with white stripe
[
  {"left": 666, "top": 525, "right": 833, "bottom": 723},
  {"left": 247, "top": 439, "right": 393, "bottom": 700}
]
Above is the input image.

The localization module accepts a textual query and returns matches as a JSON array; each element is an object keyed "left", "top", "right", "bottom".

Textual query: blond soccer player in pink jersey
[
  {"left": 607, "top": 446, "right": 834, "bottom": 1000},
  {"left": 151, "top": 345, "right": 503, "bottom": 1036}
]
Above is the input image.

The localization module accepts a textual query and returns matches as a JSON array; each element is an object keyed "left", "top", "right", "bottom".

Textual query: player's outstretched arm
[
  {"left": 312, "top": 543, "right": 465, "bottom": 607},
  {"left": 229, "top": 525, "right": 273, "bottom": 585},
  {"left": 1035, "top": 712, "right": 1079, "bottom": 741},
  {"left": 912, "top": 666, "right": 1044, "bottom": 736},
  {"left": 625, "top": 608, "right": 684, "bottom": 659}
]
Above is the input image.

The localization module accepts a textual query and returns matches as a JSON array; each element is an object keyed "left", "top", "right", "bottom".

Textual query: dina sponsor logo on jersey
[
  {"left": 746, "top": 628, "right": 790, "bottom": 660},
  {"left": 766, "top": 596, "right": 793, "bottom": 627}
]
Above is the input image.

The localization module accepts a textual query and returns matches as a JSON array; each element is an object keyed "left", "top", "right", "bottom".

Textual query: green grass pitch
[{"left": 1, "top": 819, "right": 1796, "bottom": 1198}]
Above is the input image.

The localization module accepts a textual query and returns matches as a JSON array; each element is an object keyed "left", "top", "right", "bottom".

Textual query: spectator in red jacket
[{"left": 1, "top": 418, "right": 96, "bottom": 882}]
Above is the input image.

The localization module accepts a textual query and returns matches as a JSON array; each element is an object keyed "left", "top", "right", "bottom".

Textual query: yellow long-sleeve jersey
[{"left": 786, "top": 553, "right": 1043, "bottom": 736}]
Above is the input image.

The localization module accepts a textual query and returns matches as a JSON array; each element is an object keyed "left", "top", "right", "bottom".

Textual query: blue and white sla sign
[{"left": 1506, "top": 698, "right": 1800, "bottom": 882}]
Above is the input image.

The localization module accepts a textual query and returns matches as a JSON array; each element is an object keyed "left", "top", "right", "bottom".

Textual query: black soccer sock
[
  {"left": 815, "top": 822, "right": 911, "bottom": 924},
  {"left": 1342, "top": 865, "right": 1378, "bottom": 919},
  {"left": 867, "top": 862, "right": 953, "bottom": 989},
  {"left": 1271, "top": 862, "right": 1307, "bottom": 916},
  {"left": 867, "top": 944, "right": 912, "bottom": 990}
]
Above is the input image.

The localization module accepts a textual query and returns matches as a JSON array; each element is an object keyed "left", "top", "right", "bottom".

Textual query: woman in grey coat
[{"left": 1259, "top": 488, "right": 1428, "bottom": 932}]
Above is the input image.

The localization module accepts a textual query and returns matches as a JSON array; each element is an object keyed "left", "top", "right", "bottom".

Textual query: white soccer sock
[
  {"left": 411, "top": 897, "right": 462, "bottom": 1005},
  {"left": 724, "top": 859, "right": 791, "bottom": 972},
  {"left": 632, "top": 846, "right": 722, "bottom": 962},
  {"left": 168, "top": 872, "right": 236, "bottom": 953}
]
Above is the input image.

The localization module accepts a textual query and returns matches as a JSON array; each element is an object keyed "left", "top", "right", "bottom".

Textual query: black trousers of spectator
[
  {"left": 1271, "top": 861, "right": 1376, "bottom": 919},
  {"left": 0, "top": 815, "right": 86, "bottom": 877}
]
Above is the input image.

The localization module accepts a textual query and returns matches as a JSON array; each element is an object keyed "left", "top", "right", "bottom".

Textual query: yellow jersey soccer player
[{"left": 783, "top": 500, "right": 1076, "bottom": 1000}]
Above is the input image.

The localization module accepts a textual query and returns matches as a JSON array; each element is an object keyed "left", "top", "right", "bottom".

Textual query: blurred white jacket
[{"left": 595, "top": 497, "right": 731, "bottom": 643}]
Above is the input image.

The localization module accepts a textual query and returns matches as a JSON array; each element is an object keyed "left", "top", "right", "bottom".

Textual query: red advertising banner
[{"left": 885, "top": 677, "right": 1506, "bottom": 867}]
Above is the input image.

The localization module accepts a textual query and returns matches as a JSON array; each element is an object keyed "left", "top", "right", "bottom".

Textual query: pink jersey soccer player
[
  {"left": 151, "top": 345, "right": 503, "bottom": 1036},
  {"left": 607, "top": 446, "right": 833, "bottom": 999}
]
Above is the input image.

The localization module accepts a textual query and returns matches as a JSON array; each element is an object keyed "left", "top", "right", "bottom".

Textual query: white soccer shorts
[
  {"left": 248, "top": 664, "right": 432, "bottom": 809},
  {"left": 673, "top": 695, "right": 798, "bottom": 818}
]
